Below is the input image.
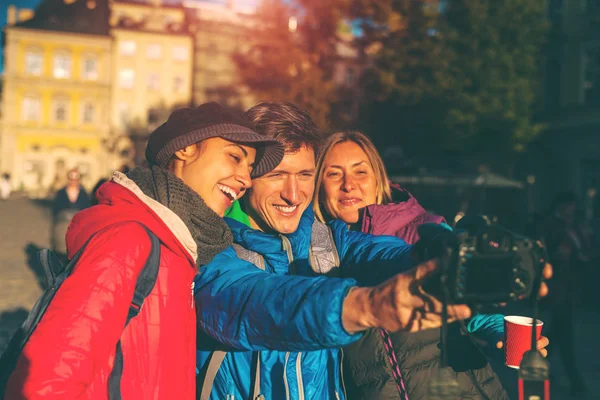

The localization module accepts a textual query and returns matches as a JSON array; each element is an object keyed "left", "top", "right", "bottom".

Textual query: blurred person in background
[
  {"left": 0, "top": 173, "right": 11, "bottom": 201},
  {"left": 313, "top": 131, "right": 549, "bottom": 400},
  {"left": 51, "top": 169, "right": 91, "bottom": 259},
  {"left": 539, "top": 191, "right": 590, "bottom": 397}
]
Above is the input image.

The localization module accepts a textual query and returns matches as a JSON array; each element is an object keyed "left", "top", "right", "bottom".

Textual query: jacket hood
[
  {"left": 360, "top": 184, "right": 445, "bottom": 241},
  {"left": 66, "top": 172, "right": 197, "bottom": 265}
]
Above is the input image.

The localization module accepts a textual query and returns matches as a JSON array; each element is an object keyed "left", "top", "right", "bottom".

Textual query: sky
[{"left": 0, "top": 0, "right": 42, "bottom": 71}]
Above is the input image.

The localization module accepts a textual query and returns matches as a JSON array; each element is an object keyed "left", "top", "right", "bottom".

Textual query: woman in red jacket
[{"left": 5, "top": 103, "right": 283, "bottom": 400}]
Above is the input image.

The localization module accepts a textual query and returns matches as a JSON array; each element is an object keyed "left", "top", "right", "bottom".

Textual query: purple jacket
[{"left": 358, "top": 184, "right": 446, "bottom": 245}]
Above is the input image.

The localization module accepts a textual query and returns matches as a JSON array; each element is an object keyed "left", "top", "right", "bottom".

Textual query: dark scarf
[{"left": 127, "top": 165, "right": 233, "bottom": 267}]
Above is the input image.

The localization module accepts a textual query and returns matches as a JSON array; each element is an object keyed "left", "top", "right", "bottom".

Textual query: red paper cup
[{"left": 504, "top": 316, "right": 543, "bottom": 369}]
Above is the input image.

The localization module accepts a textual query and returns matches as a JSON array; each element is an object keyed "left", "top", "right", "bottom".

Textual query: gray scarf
[{"left": 128, "top": 165, "right": 233, "bottom": 267}]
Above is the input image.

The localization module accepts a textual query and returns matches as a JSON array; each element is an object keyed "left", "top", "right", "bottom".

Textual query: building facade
[
  {"left": 184, "top": 0, "right": 256, "bottom": 110},
  {"left": 0, "top": 0, "right": 194, "bottom": 194},
  {"left": 1, "top": 0, "right": 364, "bottom": 195},
  {"left": 1, "top": 0, "right": 112, "bottom": 196},
  {"left": 109, "top": 0, "right": 193, "bottom": 166}
]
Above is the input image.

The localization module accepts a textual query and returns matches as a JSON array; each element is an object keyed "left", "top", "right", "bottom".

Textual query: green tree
[
  {"left": 233, "top": 0, "right": 344, "bottom": 129},
  {"left": 354, "top": 0, "right": 548, "bottom": 167}
]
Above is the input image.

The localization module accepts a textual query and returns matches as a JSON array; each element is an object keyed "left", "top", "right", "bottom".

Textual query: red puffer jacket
[{"left": 6, "top": 173, "right": 198, "bottom": 400}]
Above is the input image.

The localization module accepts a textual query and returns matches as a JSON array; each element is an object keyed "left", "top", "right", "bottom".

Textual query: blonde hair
[{"left": 313, "top": 131, "right": 392, "bottom": 222}]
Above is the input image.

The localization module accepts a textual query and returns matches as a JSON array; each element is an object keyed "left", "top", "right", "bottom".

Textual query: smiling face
[
  {"left": 174, "top": 137, "right": 256, "bottom": 217},
  {"left": 320, "top": 141, "right": 378, "bottom": 224},
  {"left": 244, "top": 146, "right": 316, "bottom": 234}
]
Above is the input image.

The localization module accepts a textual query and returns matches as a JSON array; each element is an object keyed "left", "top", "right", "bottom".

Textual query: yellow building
[
  {"left": 1, "top": 0, "right": 195, "bottom": 194},
  {"left": 1, "top": 0, "right": 112, "bottom": 196},
  {"left": 109, "top": 0, "right": 194, "bottom": 165}
]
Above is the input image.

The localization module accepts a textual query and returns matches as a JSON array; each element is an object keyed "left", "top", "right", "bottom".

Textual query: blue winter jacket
[{"left": 194, "top": 207, "right": 416, "bottom": 400}]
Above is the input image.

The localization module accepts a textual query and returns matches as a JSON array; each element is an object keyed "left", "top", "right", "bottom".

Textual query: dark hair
[{"left": 245, "top": 101, "right": 323, "bottom": 155}]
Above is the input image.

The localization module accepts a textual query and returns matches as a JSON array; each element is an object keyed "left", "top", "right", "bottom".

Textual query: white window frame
[
  {"left": 82, "top": 56, "right": 99, "bottom": 80},
  {"left": 22, "top": 96, "right": 41, "bottom": 122},
  {"left": 119, "top": 40, "right": 137, "bottom": 56},
  {"left": 25, "top": 51, "right": 43, "bottom": 76},
  {"left": 147, "top": 44, "right": 162, "bottom": 59},
  {"left": 172, "top": 45, "right": 189, "bottom": 61},
  {"left": 53, "top": 52, "right": 72, "bottom": 79},
  {"left": 119, "top": 68, "right": 135, "bottom": 89}
]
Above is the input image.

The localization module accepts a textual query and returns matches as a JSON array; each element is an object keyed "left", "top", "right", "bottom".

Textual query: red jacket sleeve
[{"left": 5, "top": 222, "right": 153, "bottom": 400}]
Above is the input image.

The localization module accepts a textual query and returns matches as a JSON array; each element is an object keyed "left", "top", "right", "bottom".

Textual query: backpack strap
[
  {"left": 233, "top": 243, "right": 266, "bottom": 271},
  {"left": 198, "top": 351, "right": 262, "bottom": 400},
  {"left": 309, "top": 220, "right": 340, "bottom": 275},
  {"left": 108, "top": 226, "right": 161, "bottom": 400},
  {"left": 37, "top": 231, "right": 98, "bottom": 287},
  {"left": 197, "top": 245, "right": 265, "bottom": 400}
]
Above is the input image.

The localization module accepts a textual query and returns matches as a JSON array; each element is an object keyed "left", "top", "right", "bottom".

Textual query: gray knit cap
[{"left": 145, "top": 102, "right": 284, "bottom": 178}]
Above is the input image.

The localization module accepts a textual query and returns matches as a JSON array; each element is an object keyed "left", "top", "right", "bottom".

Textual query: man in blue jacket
[{"left": 194, "top": 102, "right": 547, "bottom": 400}]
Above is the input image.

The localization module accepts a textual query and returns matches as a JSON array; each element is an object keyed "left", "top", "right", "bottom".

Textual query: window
[
  {"left": 82, "top": 103, "right": 95, "bottom": 123},
  {"left": 172, "top": 46, "right": 188, "bottom": 61},
  {"left": 25, "top": 51, "right": 42, "bottom": 75},
  {"left": 53, "top": 53, "right": 71, "bottom": 79},
  {"left": 119, "top": 68, "right": 135, "bottom": 89},
  {"left": 147, "top": 73, "right": 160, "bottom": 91},
  {"left": 584, "top": 47, "right": 600, "bottom": 106},
  {"left": 22, "top": 97, "right": 41, "bottom": 121},
  {"left": 119, "top": 40, "right": 137, "bottom": 56},
  {"left": 82, "top": 57, "right": 98, "bottom": 80},
  {"left": 147, "top": 44, "right": 162, "bottom": 59},
  {"left": 173, "top": 75, "right": 185, "bottom": 93},
  {"left": 53, "top": 99, "right": 69, "bottom": 122}
]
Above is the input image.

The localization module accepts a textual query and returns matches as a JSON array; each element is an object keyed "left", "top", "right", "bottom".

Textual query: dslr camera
[{"left": 418, "top": 215, "right": 547, "bottom": 305}]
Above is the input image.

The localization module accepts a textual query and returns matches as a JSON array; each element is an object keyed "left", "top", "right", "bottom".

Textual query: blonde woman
[{"left": 314, "top": 131, "right": 549, "bottom": 400}]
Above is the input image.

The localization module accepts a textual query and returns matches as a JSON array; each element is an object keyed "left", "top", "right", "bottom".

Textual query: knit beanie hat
[{"left": 145, "top": 102, "right": 284, "bottom": 178}]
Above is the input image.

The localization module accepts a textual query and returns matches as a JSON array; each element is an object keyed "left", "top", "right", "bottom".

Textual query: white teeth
[
  {"left": 217, "top": 184, "right": 237, "bottom": 200},
  {"left": 273, "top": 205, "right": 297, "bottom": 213}
]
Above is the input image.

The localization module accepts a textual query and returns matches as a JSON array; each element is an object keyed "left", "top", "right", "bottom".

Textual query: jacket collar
[
  {"left": 112, "top": 171, "right": 197, "bottom": 262},
  {"left": 226, "top": 205, "right": 315, "bottom": 253}
]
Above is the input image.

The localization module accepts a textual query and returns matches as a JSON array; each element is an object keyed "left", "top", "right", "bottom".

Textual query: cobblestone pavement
[
  {"left": 0, "top": 198, "right": 51, "bottom": 351},
  {"left": 0, "top": 198, "right": 598, "bottom": 399}
]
